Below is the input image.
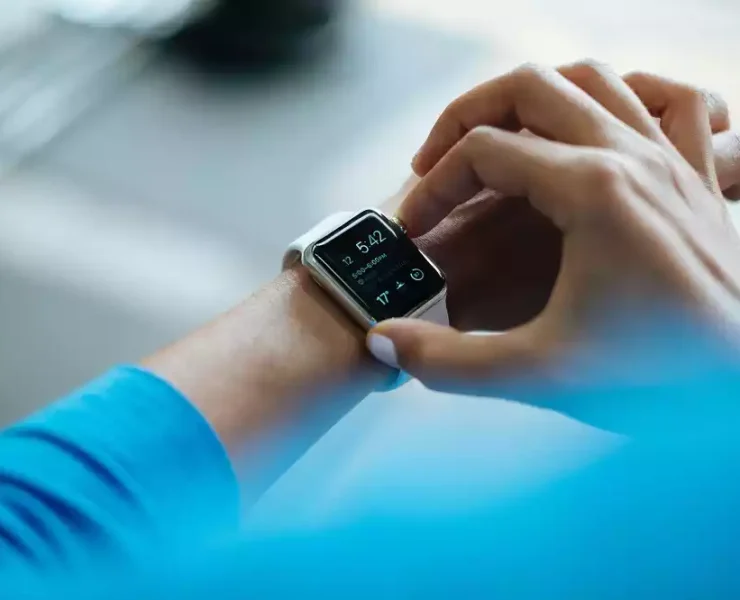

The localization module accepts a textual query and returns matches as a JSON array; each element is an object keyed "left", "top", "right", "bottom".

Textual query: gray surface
[
  {"left": 40, "top": 12, "right": 483, "bottom": 264},
  {"left": 0, "top": 265, "right": 175, "bottom": 422},
  {"left": 0, "top": 10, "right": 485, "bottom": 418}
]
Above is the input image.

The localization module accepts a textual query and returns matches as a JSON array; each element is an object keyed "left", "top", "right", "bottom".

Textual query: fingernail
[
  {"left": 466, "top": 330, "right": 505, "bottom": 336},
  {"left": 366, "top": 333, "right": 400, "bottom": 368},
  {"left": 411, "top": 150, "right": 421, "bottom": 168}
]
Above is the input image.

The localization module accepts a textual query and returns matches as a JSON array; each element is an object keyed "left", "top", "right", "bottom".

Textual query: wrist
[
  {"left": 144, "top": 265, "right": 390, "bottom": 458},
  {"left": 272, "top": 265, "right": 392, "bottom": 391}
]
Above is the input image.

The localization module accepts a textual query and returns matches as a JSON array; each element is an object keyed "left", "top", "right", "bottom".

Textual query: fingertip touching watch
[{"left": 282, "top": 208, "right": 449, "bottom": 389}]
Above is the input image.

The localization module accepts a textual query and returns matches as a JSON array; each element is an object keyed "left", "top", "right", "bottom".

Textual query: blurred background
[{"left": 1, "top": 0, "right": 740, "bottom": 523}]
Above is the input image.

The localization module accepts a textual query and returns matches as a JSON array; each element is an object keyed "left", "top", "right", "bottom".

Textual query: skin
[
  {"left": 370, "top": 62, "right": 740, "bottom": 433},
  {"left": 143, "top": 62, "right": 740, "bottom": 504}
]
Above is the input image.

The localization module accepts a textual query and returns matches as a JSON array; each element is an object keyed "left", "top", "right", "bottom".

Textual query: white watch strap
[
  {"left": 283, "top": 212, "right": 355, "bottom": 269},
  {"left": 421, "top": 295, "right": 449, "bottom": 326}
]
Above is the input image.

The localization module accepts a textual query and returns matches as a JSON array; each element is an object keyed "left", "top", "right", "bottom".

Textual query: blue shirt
[
  {"left": 0, "top": 367, "right": 238, "bottom": 576},
  {"left": 3, "top": 364, "right": 740, "bottom": 598}
]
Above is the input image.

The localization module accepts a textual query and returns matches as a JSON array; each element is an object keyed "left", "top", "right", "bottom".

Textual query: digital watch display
[{"left": 302, "top": 209, "right": 446, "bottom": 327}]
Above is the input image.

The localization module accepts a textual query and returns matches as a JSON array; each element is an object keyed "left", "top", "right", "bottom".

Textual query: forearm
[
  {"left": 142, "top": 265, "right": 392, "bottom": 500},
  {"left": 0, "top": 265, "right": 380, "bottom": 570},
  {"left": 0, "top": 219, "right": 395, "bottom": 573}
]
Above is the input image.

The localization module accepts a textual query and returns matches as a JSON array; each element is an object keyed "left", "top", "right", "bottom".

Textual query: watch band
[{"left": 421, "top": 295, "right": 449, "bottom": 326}]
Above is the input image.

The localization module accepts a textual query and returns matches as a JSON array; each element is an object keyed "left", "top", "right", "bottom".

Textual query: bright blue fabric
[
  {"left": 0, "top": 366, "right": 238, "bottom": 575},
  {"left": 2, "top": 360, "right": 740, "bottom": 598}
]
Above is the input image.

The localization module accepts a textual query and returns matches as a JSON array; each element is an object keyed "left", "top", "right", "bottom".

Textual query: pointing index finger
[{"left": 398, "top": 126, "right": 578, "bottom": 237}]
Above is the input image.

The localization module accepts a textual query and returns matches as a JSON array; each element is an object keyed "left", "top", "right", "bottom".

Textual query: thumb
[{"left": 366, "top": 319, "right": 537, "bottom": 394}]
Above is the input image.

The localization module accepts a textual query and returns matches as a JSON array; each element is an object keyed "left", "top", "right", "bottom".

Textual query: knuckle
[
  {"left": 586, "top": 152, "right": 628, "bottom": 187},
  {"left": 622, "top": 69, "right": 646, "bottom": 81},
  {"left": 460, "top": 126, "right": 499, "bottom": 170},
  {"left": 576, "top": 152, "right": 632, "bottom": 216},
  {"left": 512, "top": 62, "right": 552, "bottom": 86},
  {"left": 464, "top": 125, "right": 496, "bottom": 148},
  {"left": 621, "top": 71, "right": 657, "bottom": 98},
  {"left": 675, "top": 83, "right": 706, "bottom": 109},
  {"left": 564, "top": 58, "right": 614, "bottom": 85},
  {"left": 622, "top": 70, "right": 652, "bottom": 88},
  {"left": 441, "top": 94, "right": 469, "bottom": 124}
]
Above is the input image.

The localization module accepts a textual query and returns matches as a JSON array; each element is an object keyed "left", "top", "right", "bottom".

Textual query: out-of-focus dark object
[
  {"left": 48, "top": 0, "right": 341, "bottom": 70},
  {"left": 170, "top": 0, "right": 340, "bottom": 69}
]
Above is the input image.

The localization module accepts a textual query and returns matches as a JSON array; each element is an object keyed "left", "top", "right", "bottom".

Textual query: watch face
[{"left": 311, "top": 210, "right": 446, "bottom": 323}]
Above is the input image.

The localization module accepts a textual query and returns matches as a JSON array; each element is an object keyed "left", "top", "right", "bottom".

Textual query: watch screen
[{"left": 312, "top": 210, "right": 446, "bottom": 322}]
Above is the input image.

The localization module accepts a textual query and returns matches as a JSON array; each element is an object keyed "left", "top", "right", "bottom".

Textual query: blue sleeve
[{"left": 0, "top": 366, "right": 239, "bottom": 574}]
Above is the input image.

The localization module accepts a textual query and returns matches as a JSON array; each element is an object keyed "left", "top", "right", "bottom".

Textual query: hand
[
  {"left": 405, "top": 64, "right": 740, "bottom": 336},
  {"left": 368, "top": 62, "right": 740, "bottom": 432},
  {"left": 413, "top": 64, "right": 740, "bottom": 199}
]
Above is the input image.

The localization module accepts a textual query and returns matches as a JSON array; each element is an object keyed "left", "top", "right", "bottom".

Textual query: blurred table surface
[{"left": 1, "top": 0, "right": 740, "bottom": 523}]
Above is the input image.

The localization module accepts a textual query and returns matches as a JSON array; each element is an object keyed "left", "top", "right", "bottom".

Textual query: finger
[
  {"left": 713, "top": 130, "right": 740, "bottom": 196},
  {"left": 625, "top": 73, "right": 730, "bottom": 133},
  {"left": 367, "top": 319, "right": 538, "bottom": 393},
  {"left": 411, "top": 63, "right": 633, "bottom": 176},
  {"left": 558, "top": 60, "right": 667, "bottom": 144},
  {"left": 399, "top": 126, "right": 582, "bottom": 236},
  {"left": 380, "top": 173, "right": 420, "bottom": 214},
  {"left": 624, "top": 72, "right": 722, "bottom": 192}
]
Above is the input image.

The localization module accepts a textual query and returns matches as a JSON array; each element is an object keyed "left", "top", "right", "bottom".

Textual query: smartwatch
[{"left": 283, "top": 208, "right": 449, "bottom": 387}]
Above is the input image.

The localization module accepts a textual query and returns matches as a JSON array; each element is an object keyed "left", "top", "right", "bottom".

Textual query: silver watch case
[{"left": 302, "top": 208, "right": 447, "bottom": 330}]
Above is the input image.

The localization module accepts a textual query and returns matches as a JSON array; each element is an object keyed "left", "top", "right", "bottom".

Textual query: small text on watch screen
[{"left": 312, "top": 211, "right": 445, "bottom": 322}]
